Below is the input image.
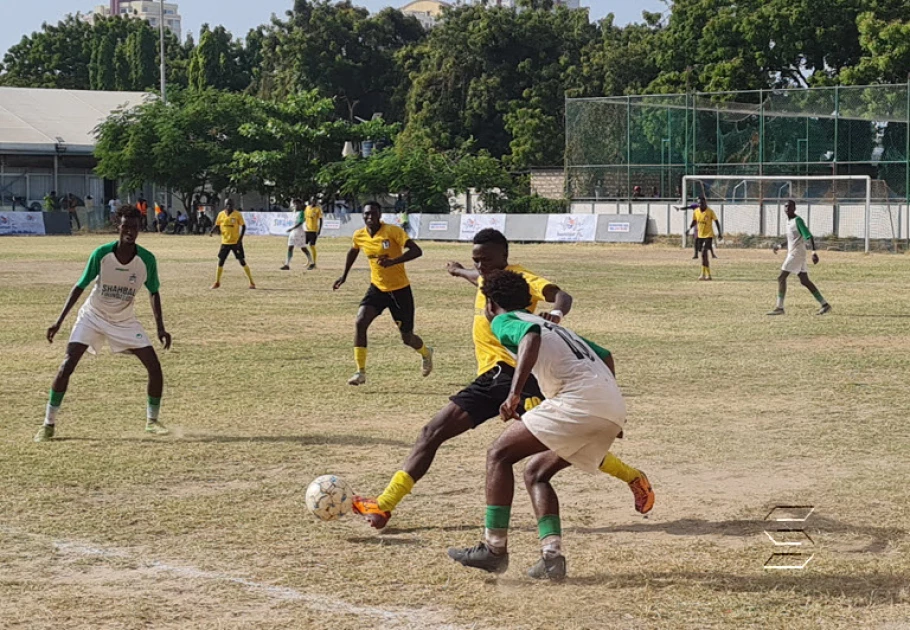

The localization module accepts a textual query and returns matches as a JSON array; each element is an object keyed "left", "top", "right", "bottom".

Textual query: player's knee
[
  {"left": 798, "top": 273, "right": 811, "bottom": 286},
  {"left": 487, "top": 440, "right": 519, "bottom": 466},
  {"left": 523, "top": 460, "right": 548, "bottom": 487},
  {"left": 416, "top": 420, "right": 447, "bottom": 450},
  {"left": 58, "top": 355, "right": 78, "bottom": 376},
  {"left": 399, "top": 330, "right": 414, "bottom": 345}
]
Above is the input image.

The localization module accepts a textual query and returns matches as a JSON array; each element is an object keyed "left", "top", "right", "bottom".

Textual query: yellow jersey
[
  {"left": 473, "top": 264, "right": 553, "bottom": 375},
  {"left": 694, "top": 207, "right": 718, "bottom": 239},
  {"left": 352, "top": 223, "right": 411, "bottom": 292},
  {"left": 215, "top": 210, "right": 245, "bottom": 245},
  {"left": 305, "top": 205, "right": 323, "bottom": 232}
]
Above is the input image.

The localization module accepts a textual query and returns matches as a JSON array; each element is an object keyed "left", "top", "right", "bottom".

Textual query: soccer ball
[{"left": 305, "top": 474, "right": 353, "bottom": 521}]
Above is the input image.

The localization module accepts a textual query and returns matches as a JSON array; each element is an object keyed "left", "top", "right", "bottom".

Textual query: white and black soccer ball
[{"left": 305, "top": 474, "right": 353, "bottom": 521}]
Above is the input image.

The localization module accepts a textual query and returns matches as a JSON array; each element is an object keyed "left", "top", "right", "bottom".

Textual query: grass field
[{"left": 1, "top": 233, "right": 909, "bottom": 629}]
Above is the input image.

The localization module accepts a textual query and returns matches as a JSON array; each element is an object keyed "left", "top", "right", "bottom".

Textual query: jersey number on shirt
[{"left": 543, "top": 322, "right": 595, "bottom": 362}]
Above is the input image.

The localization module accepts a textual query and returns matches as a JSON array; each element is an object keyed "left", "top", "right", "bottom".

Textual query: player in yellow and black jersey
[{"left": 333, "top": 201, "right": 433, "bottom": 386}]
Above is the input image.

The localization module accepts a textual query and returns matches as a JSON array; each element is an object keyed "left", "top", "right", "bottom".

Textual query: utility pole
[{"left": 159, "top": 0, "right": 167, "bottom": 104}]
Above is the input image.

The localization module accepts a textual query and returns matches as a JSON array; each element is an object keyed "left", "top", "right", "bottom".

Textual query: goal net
[{"left": 680, "top": 175, "right": 901, "bottom": 253}]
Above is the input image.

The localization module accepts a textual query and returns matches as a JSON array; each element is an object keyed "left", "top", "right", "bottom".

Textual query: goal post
[{"left": 680, "top": 175, "right": 875, "bottom": 253}]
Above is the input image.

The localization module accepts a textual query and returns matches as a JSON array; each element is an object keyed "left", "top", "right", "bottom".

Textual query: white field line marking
[{"left": 3, "top": 528, "right": 474, "bottom": 630}]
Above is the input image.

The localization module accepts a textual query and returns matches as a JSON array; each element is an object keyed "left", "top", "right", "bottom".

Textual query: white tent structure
[{"left": 0, "top": 87, "right": 151, "bottom": 209}]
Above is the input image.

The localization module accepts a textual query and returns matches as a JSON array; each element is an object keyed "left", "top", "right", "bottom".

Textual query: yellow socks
[
  {"left": 311, "top": 245, "right": 318, "bottom": 265},
  {"left": 354, "top": 347, "right": 368, "bottom": 372},
  {"left": 215, "top": 266, "right": 224, "bottom": 283},
  {"left": 599, "top": 453, "right": 640, "bottom": 483},
  {"left": 243, "top": 265, "right": 255, "bottom": 285},
  {"left": 416, "top": 343, "right": 430, "bottom": 358},
  {"left": 377, "top": 470, "right": 415, "bottom": 512}
]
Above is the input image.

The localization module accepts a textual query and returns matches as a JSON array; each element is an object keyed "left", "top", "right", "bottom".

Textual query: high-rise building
[{"left": 86, "top": 1, "right": 182, "bottom": 40}]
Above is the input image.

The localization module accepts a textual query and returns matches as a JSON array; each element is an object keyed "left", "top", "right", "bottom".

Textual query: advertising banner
[
  {"left": 241, "top": 212, "right": 296, "bottom": 236},
  {"left": 545, "top": 214, "right": 597, "bottom": 242},
  {"left": 0, "top": 211, "right": 46, "bottom": 236},
  {"left": 459, "top": 214, "right": 506, "bottom": 241}
]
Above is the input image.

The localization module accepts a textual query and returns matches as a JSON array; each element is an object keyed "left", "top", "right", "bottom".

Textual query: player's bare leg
[
  {"left": 798, "top": 272, "right": 831, "bottom": 315},
  {"left": 132, "top": 346, "right": 168, "bottom": 435},
  {"left": 38, "top": 342, "right": 90, "bottom": 441},
  {"left": 352, "top": 403, "right": 474, "bottom": 528},
  {"left": 700, "top": 242, "right": 712, "bottom": 280},
  {"left": 280, "top": 246, "right": 293, "bottom": 270},
  {"left": 448, "top": 420, "right": 549, "bottom": 574},
  {"left": 349, "top": 305, "right": 380, "bottom": 385},
  {"left": 768, "top": 271, "right": 788, "bottom": 315},
  {"left": 524, "top": 451, "right": 571, "bottom": 580}
]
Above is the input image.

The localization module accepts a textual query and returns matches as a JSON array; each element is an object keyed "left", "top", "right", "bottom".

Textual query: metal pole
[
  {"left": 759, "top": 89, "right": 764, "bottom": 177},
  {"left": 159, "top": 0, "right": 167, "bottom": 104},
  {"left": 626, "top": 96, "right": 631, "bottom": 201},
  {"left": 905, "top": 80, "right": 909, "bottom": 243},
  {"left": 833, "top": 86, "right": 839, "bottom": 169},
  {"left": 865, "top": 175, "right": 871, "bottom": 254}
]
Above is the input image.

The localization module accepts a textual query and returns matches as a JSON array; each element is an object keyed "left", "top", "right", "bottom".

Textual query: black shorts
[
  {"left": 218, "top": 243, "right": 246, "bottom": 263},
  {"left": 360, "top": 284, "right": 415, "bottom": 334},
  {"left": 305, "top": 231, "right": 318, "bottom": 246},
  {"left": 450, "top": 362, "right": 545, "bottom": 428},
  {"left": 696, "top": 237, "right": 713, "bottom": 252}
]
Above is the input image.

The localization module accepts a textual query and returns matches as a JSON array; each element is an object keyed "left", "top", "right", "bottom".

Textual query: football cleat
[
  {"left": 351, "top": 496, "right": 391, "bottom": 530},
  {"left": 306, "top": 264, "right": 317, "bottom": 271},
  {"left": 280, "top": 265, "right": 290, "bottom": 271},
  {"left": 527, "top": 554, "right": 567, "bottom": 581},
  {"left": 210, "top": 282, "right": 221, "bottom": 289},
  {"left": 421, "top": 347, "right": 434, "bottom": 377},
  {"left": 145, "top": 420, "right": 170, "bottom": 436},
  {"left": 347, "top": 371, "right": 366, "bottom": 386},
  {"left": 629, "top": 472, "right": 655, "bottom": 514},
  {"left": 34, "top": 424, "right": 55, "bottom": 442},
  {"left": 447, "top": 542, "right": 509, "bottom": 574},
  {"left": 817, "top": 303, "right": 832, "bottom": 316},
  {"left": 766, "top": 307, "right": 786, "bottom": 316}
]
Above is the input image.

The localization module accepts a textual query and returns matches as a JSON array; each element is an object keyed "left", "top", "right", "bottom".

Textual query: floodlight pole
[{"left": 159, "top": 0, "right": 166, "bottom": 104}]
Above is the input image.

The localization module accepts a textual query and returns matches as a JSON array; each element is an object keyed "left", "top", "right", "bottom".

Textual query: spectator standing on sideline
[
  {"left": 44, "top": 191, "right": 59, "bottom": 213},
  {"left": 108, "top": 197, "right": 120, "bottom": 225},
  {"left": 136, "top": 196, "right": 149, "bottom": 231},
  {"left": 66, "top": 193, "right": 81, "bottom": 231}
]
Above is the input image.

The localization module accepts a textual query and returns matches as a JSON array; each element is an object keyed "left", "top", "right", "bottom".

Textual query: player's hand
[
  {"left": 333, "top": 277, "right": 346, "bottom": 291},
  {"left": 377, "top": 256, "right": 396, "bottom": 268},
  {"left": 540, "top": 312, "right": 562, "bottom": 324},
  {"left": 158, "top": 329, "right": 172, "bottom": 350},
  {"left": 46, "top": 322, "right": 61, "bottom": 343},
  {"left": 812, "top": 253, "right": 819, "bottom": 265},
  {"left": 499, "top": 392, "right": 522, "bottom": 422},
  {"left": 446, "top": 261, "right": 465, "bottom": 276}
]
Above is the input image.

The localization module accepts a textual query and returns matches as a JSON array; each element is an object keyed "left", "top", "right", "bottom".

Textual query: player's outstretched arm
[
  {"left": 333, "top": 248, "right": 360, "bottom": 290},
  {"left": 149, "top": 292, "right": 172, "bottom": 349},
  {"left": 378, "top": 240, "right": 422, "bottom": 268},
  {"left": 47, "top": 285, "right": 85, "bottom": 343},
  {"left": 540, "top": 285, "right": 572, "bottom": 323},
  {"left": 445, "top": 261, "right": 480, "bottom": 285},
  {"left": 500, "top": 331, "right": 541, "bottom": 421}
]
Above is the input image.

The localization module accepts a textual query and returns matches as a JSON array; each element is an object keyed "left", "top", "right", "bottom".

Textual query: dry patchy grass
[{"left": 1, "top": 234, "right": 909, "bottom": 629}]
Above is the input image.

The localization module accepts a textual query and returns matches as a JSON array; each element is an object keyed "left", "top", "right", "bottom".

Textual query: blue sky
[{"left": 2, "top": 0, "right": 667, "bottom": 58}]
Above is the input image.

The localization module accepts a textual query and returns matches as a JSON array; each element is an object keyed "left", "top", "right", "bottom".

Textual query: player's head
[
  {"left": 362, "top": 201, "right": 381, "bottom": 229},
  {"left": 698, "top": 196, "right": 707, "bottom": 210},
  {"left": 472, "top": 228, "right": 509, "bottom": 276},
  {"left": 116, "top": 205, "right": 142, "bottom": 244},
  {"left": 481, "top": 269, "right": 532, "bottom": 320},
  {"left": 785, "top": 199, "right": 796, "bottom": 218}
]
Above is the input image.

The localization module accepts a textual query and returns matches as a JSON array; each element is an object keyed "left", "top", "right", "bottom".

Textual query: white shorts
[
  {"left": 522, "top": 399, "right": 625, "bottom": 474},
  {"left": 782, "top": 253, "right": 808, "bottom": 274},
  {"left": 288, "top": 228, "right": 306, "bottom": 248},
  {"left": 69, "top": 307, "right": 151, "bottom": 355}
]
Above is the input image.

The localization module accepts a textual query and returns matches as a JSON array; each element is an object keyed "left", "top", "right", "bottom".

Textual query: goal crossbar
[{"left": 681, "top": 175, "right": 873, "bottom": 253}]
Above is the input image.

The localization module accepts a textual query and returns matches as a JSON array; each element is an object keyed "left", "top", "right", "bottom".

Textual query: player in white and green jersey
[
  {"left": 448, "top": 269, "right": 635, "bottom": 581},
  {"left": 767, "top": 200, "right": 832, "bottom": 316},
  {"left": 35, "top": 205, "right": 173, "bottom": 442},
  {"left": 281, "top": 198, "right": 308, "bottom": 270}
]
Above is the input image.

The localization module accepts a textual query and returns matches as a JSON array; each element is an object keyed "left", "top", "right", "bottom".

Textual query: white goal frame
[{"left": 681, "top": 175, "right": 873, "bottom": 253}]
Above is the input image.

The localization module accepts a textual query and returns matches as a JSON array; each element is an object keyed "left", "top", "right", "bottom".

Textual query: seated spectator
[
  {"left": 156, "top": 206, "right": 170, "bottom": 233},
  {"left": 196, "top": 211, "right": 213, "bottom": 234},
  {"left": 172, "top": 211, "right": 188, "bottom": 234}
]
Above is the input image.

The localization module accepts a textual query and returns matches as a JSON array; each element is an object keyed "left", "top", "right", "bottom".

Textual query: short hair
[
  {"left": 116, "top": 204, "right": 142, "bottom": 223},
  {"left": 363, "top": 201, "right": 381, "bottom": 213},
  {"left": 473, "top": 228, "right": 508, "bottom": 255},
  {"left": 481, "top": 269, "right": 532, "bottom": 312}
]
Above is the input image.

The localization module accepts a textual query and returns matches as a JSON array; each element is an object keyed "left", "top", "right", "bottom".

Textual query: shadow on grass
[
  {"left": 571, "top": 515, "right": 906, "bottom": 554},
  {"left": 345, "top": 536, "right": 422, "bottom": 546},
  {"left": 55, "top": 434, "right": 412, "bottom": 447},
  {"left": 561, "top": 571, "right": 909, "bottom": 604}
]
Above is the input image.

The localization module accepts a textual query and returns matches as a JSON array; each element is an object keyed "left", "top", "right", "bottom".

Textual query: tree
[
  {"left": 231, "top": 90, "right": 397, "bottom": 202},
  {"left": 188, "top": 24, "right": 250, "bottom": 92}
]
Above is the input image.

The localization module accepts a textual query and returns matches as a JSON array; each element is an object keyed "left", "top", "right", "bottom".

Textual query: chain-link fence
[{"left": 566, "top": 84, "right": 910, "bottom": 202}]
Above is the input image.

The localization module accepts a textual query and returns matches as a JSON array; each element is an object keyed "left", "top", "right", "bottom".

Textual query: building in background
[
  {"left": 400, "top": 0, "right": 451, "bottom": 29},
  {"left": 86, "top": 1, "right": 182, "bottom": 40}
]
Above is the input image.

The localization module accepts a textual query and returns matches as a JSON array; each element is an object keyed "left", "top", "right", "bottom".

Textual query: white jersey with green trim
[
  {"left": 786, "top": 217, "right": 809, "bottom": 257},
  {"left": 76, "top": 242, "right": 160, "bottom": 323},
  {"left": 493, "top": 311, "right": 624, "bottom": 418}
]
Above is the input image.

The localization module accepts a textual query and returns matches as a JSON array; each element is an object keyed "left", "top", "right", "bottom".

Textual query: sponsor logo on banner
[
  {"left": 0, "top": 211, "right": 47, "bottom": 236},
  {"left": 460, "top": 214, "right": 506, "bottom": 241},
  {"left": 428, "top": 221, "right": 449, "bottom": 231},
  {"left": 545, "top": 214, "right": 596, "bottom": 242},
  {"left": 608, "top": 222, "right": 631, "bottom": 233},
  {"left": 323, "top": 219, "right": 341, "bottom": 230}
]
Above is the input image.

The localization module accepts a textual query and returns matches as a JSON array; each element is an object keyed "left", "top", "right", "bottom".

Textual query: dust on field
[{"left": 1, "top": 235, "right": 908, "bottom": 629}]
